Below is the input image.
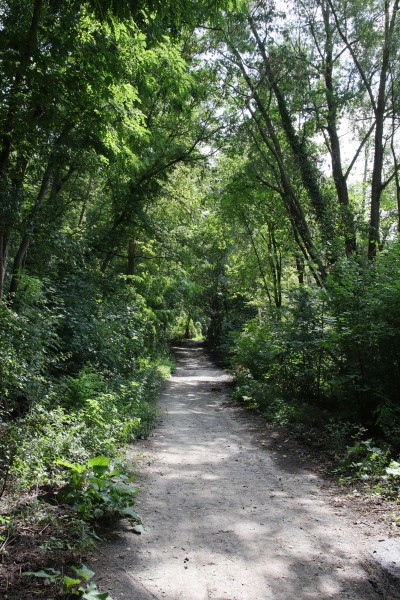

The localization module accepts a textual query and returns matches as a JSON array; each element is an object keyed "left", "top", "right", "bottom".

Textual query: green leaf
[
  {"left": 72, "top": 565, "right": 95, "bottom": 582},
  {"left": 113, "top": 483, "right": 138, "bottom": 495},
  {"left": 123, "top": 507, "right": 141, "bottom": 521},
  {"left": 63, "top": 576, "right": 82, "bottom": 590},
  {"left": 22, "top": 569, "right": 60, "bottom": 582},
  {"left": 87, "top": 455, "right": 110, "bottom": 468},
  {"left": 87, "top": 456, "right": 110, "bottom": 474},
  {"left": 56, "top": 459, "right": 86, "bottom": 473},
  {"left": 89, "top": 476, "right": 107, "bottom": 488},
  {"left": 131, "top": 523, "right": 145, "bottom": 534}
]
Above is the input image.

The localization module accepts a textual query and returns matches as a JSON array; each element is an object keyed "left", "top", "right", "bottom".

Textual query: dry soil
[{"left": 92, "top": 342, "right": 399, "bottom": 600}]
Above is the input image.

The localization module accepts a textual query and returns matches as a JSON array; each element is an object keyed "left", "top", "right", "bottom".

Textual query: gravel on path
[{"left": 92, "top": 343, "right": 399, "bottom": 600}]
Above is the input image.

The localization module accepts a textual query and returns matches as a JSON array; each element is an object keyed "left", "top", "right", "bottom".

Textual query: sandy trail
[{"left": 93, "top": 343, "right": 394, "bottom": 600}]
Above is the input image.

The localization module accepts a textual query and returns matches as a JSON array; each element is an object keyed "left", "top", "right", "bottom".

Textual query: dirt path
[{"left": 93, "top": 343, "right": 398, "bottom": 600}]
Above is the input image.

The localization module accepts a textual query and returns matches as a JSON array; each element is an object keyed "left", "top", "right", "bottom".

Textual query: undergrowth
[
  {"left": 233, "top": 369, "right": 400, "bottom": 500},
  {"left": 0, "top": 354, "right": 171, "bottom": 596}
]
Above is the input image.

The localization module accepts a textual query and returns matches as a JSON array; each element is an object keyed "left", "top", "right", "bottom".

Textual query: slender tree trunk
[
  {"left": 78, "top": 176, "right": 92, "bottom": 228},
  {"left": 268, "top": 228, "right": 282, "bottom": 309},
  {"left": 184, "top": 314, "right": 192, "bottom": 339},
  {"left": 389, "top": 80, "right": 400, "bottom": 232},
  {"left": 127, "top": 238, "right": 136, "bottom": 282},
  {"left": 8, "top": 235, "right": 30, "bottom": 297},
  {"left": 250, "top": 104, "right": 326, "bottom": 285},
  {"left": 321, "top": 0, "right": 356, "bottom": 254},
  {"left": 0, "top": 233, "right": 10, "bottom": 299},
  {"left": 368, "top": 0, "right": 395, "bottom": 258},
  {"left": 326, "top": 0, "right": 398, "bottom": 257},
  {"left": 8, "top": 157, "right": 57, "bottom": 298},
  {"left": 101, "top": 251, "right": 114, "bottom": 273},
  {"left": 231, "top": 45, "right": 325, "bottom": 283},
  {"left": 0, "top": 0, "right": 44, "bottom": 297},
  {"left": 391, "top": 150, "right": 400, "bottom": 233},
  {"left": 8, "top": 137, "right": 74, "bottom": 298},
  {"left": 242, "top": 215, "right": 273, "bottom": 305},
  {"left": 295, "top": 254, "right": 305, "bottom": 285},
  {"left": 247, "top": 17, "right": 332, "bottom": 240},
  {"left": 361, "top": 145, "right": 369, "bottom": 217}
]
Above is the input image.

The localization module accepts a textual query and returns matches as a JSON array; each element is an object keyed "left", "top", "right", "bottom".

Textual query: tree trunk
[
  {"left": 325, "top": 0, "right": 398, "bottom": 257},
  {"left": 8, "top": 155, "right": 56, "bottom": 298},
  {"left": 249, "top": 103, "right": 326, "bottom": 285},
  {"left": 268, "top": 228, "right": 282, "bottom": 309},
  {"left": 368, "top": 1, "right": 398, "bottom": 257},
  {"left": 184, "top": 314, "right": 192, "bottom": 339},
  {"left": 8, "top": 235, "right": 30, "bottom": 297},
  {"left": 322, "top": 0, "right": 356, "bottom": 254},
  {"left": 229, "top": 46, "right": 325, "bottom": 284},
  {"left": 101, "top": 251, "right": 114, "bottom": 273},
  {"left": 127, "top": 238, "right": 136, "bottom": 283},
  {"left": 0, "top": 233, "right": 10, "bottom": 300},
  {"left": 247, "top": 17, "right": 332, "bottom": 242},
  {"left": 242, "top": 216, "right": 273, "bottom": 305},
  {"left": 8, "top": 138, "right": 74, "bottom": 299},
  {"left": 295, "top": 254, "right": 305, "bottom": 285}
]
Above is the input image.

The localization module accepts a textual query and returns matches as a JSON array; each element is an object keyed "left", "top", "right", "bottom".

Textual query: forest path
[{"left": 93, "top": 343, "right": 395, "bottom": 600}]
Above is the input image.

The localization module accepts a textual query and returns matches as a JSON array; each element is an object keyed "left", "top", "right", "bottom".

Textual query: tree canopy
[{"left": 1, "top": 1, "right": 400, "bottom": 570}]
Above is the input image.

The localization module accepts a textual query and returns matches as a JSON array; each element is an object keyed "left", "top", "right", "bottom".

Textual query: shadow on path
[{"left": 92, "top": 343, "right": 399, "bottom": 600}]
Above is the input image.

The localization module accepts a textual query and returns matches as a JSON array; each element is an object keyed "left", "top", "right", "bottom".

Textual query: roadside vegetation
[{"left": 1, "top": 0, "right": 400, "bottom": 597}]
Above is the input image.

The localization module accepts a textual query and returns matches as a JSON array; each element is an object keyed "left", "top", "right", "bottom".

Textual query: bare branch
[{"left": 344, "top": 122, "right": 375, "bottom": 180}]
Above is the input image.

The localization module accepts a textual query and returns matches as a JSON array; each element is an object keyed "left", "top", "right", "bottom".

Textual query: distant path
[{"left": 93, "top": 343, "right": 396, "bottom": 600}]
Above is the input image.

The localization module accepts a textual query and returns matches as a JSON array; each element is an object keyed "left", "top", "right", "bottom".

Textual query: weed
[
  {"left": 23, "top": 564, "right": 112, "bottom": 598},
  {"left": 338, "top": 434, "right": 390, "bottom": 481},
  {"left": 56, "top": 455, "right": 143, "bottom": 531},
  {"left": 0, "top": 513, "right": 15, "bottom": 555}
]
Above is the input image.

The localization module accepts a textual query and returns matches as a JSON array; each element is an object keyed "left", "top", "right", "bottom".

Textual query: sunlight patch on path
[{"left": 94, "top": 344, "right": 390, "bottom": 600}]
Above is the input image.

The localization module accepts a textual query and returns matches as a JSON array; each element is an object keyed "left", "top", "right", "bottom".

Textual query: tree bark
[
  {"left": 321, "top": 0, "right": 356, "bottom": 254},
  {"left": 8, "top": 126, "right": 74, "bottom": 298},
  {"left": 0, "top": 233, "right": 10, "bottom": 300},
  {"left": 247, "top": 16, "right": 332, "bottom": 241},
  {"left": 326, "top": 0, "right": 399, "bottom": 258},
  {"left": 8, "top": 235, "right": 30, "bottom": 297},
  {"left": 368, "top": 0, "right": 398, "bottom": 257},
  {"left": 241, "top": 215, "right": 273, "bottom": 305},
  {"left": 245, "top": 99, "right": 326, "bottom": 285},
  {"left": 127, "top": 238, "right": 136, "bottom": 282}
]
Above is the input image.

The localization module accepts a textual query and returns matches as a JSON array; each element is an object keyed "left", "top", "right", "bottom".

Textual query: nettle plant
[
  {"left": 24, "top": 564, "right": 111, "bottom": 599},
  {"left": 56, "top": 455, "right": 143, "bottom": 532}
]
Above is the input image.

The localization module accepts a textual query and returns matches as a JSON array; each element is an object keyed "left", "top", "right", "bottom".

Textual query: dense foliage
[
  {"left": 1, "top": 0, "right": 400, "bottom": 592},
  {"left": 0, "top": 3, "right": 231, "bottom": 591},
  {"left": 193, "top": 0, "right": 400, "bottom": 463}
]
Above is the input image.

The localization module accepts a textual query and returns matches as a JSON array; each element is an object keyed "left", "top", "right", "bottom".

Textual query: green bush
[
  {"left": 56, "top": 455, "right": 141, "bottom": 528},
  {"left": 2, "top": 356, "right": 172, "bottom": 493},
  {"left": 231, "top": 245, "right": 400, "bottom": 451}
]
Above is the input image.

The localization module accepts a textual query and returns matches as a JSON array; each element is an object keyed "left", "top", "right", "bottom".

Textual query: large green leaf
[
  {"left": 56, "top": 459, "right": 86, "bottom": 474},
  {"left": 123, "top": 507, "right": 141, "bottom": 520},
  {"left": 63, "top": 576, "right": 82, "bottom": 590},
  {"left": 72, "top": 565, "right": 95, "bottom": 582},
  {"left": 87, "top": 455, "right": 110, "bottom": 474},
  {"left": 22, "top": 569, "right": 60, "bottom": 582}
]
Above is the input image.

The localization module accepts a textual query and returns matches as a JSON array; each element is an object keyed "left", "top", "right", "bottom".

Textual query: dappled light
[
  {"left": 95, "top": 344, "right": 386, "bottom": 600},
  {"left": 1, "top": 1, "right": 400, "bottom": 597}
]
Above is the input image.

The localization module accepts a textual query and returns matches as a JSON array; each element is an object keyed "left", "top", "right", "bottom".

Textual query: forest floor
[{"left": 90, "top": 342, "right": 400, "bottom": 600}]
